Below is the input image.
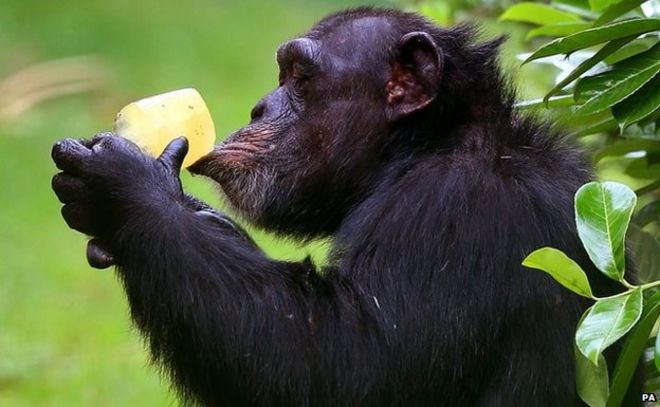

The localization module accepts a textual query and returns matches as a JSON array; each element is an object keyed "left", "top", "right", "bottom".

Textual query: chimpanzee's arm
[
  {"left": 51, "top": 135, "right": 378, "bottom": 406},
  {"left": 114, "top": 199, "right": 320, "bottom": 405}
]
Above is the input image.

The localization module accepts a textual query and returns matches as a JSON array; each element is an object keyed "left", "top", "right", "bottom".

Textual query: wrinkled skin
[
  {"left": 190, "top": 21, "right": 399, "bottom": 237},
  {"left": 51, "top": 7, "right": 628, "bottom": 407}
]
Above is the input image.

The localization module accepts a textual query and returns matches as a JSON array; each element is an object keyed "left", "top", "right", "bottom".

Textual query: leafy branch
[
  {"left": 522, "top": 181, "right": 659, "bottom": 406},
  {"left": 501, "top": 0, "right": 659, "bottom": 137}
]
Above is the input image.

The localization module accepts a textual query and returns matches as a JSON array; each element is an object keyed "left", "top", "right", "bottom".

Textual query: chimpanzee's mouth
[
  {"left": 188, "top": 141, "right": 259, "bottom": 178},
  {"left": 189, "top": 122, "right": 278, "bottom": 178}
]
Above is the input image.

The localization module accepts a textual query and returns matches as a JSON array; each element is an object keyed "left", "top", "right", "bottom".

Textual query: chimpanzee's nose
[{"left": 250, "top": 101, "right": 266, "bottom": 121}]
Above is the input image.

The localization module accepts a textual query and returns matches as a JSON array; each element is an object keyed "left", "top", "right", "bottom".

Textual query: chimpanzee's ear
[{"left": 385, "top": 32, "right": 443, "bottom": 122}]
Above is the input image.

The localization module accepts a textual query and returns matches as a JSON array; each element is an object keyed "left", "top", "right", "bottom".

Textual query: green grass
[{"left": 0, "top": 0, "right": 378, "bottom": 404}]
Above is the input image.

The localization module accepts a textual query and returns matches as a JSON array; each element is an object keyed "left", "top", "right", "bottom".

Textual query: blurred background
[{"left": 1, "top": 0, "right": 656, "bottom": 405}]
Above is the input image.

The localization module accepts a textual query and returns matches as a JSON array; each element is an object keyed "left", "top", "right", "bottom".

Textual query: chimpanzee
[{"left": 51, "top": 7, "right": 619, "bottom": 407}]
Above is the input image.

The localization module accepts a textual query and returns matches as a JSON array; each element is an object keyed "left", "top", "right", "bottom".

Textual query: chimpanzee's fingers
[
  {"left": 89, "top": 132, "right": 132, "bottom": 150},
  {"left": 80, "top": 132, "right": 115, "bottom": 149},
  {"left": 86, "top": 238, "right": 115, "bottom": 269},
  {"left": 61, "top": 202, "right": 94, "bottom": 235},
  {"left": 92, "top": 131, "right": 115, "bottom": 141},
  {"left": 159, "top": 137, "right": 189, "bottom": 174},
  {"left": 52, "top": 138, "right": 93, "bottom": 175},
  {"left": 52, "top": 173, "right": 87, "bottom": 204},
  {"left": 89, "top": 132, "right": 144, "bottom": 158}
]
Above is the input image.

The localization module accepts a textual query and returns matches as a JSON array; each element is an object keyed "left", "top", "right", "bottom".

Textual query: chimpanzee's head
[{"left": 190, "top": 7, "right": 504, "bottom": 239}]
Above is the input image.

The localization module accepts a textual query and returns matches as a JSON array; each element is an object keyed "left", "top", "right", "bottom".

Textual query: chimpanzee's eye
[{"left": 292, "top": 62, "right": 312, "bottom": 81}]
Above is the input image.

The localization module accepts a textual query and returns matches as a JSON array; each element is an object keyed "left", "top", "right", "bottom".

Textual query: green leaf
[
  {"left": 593, "top": 139, "right": 660, "bottom": 162},
  {"left": 628, "top": 225, "right": 660, "bottom": 284},
  {"left": 560, "top": 111, "right": 618, "bottom": 136},
  {"left": 527, "top": 22, "right": 593, "bottom": 40},
  {"left": 575, "top": 62, "right": 660, "bottom": 116},
  {"left": 604, "top": 41, "right": 654, "bottom": 65},
  {"left": 575, "top": 181, "right": 637, "bottom": 281},
  {"left": 625, "top": 156, "right": 660, "bottom": 179},
  {"left": 576, "top": 288, "right": 643, "bottom": 365},
  {"left": 612, "top": 76, "right": 660, "bottom": 128},
  {"left": 576, "top": 346, "right": 609, "bottom": 407},
  {"left": 575, "top": 42, "right": 660, "bottom": 102},
  {"left": 606, "top": 291, "right": 660, "bottom": 407},
  {"left": 575, "top": 116, "right": 619, "bottom": 136},
  {"left": 515, "top": 94, "right": 576, "bottom": 109},
  {"left": 594, "top": 0, "right": 646, "bottom": 26},
  {"left": 522, "top": 247, "right": 594, "bottom": 298},
  {"left": 501, "top": 3, "right": 583, "bottom": 25},
  {"left": 633, "top": 199, "right": 660, "bottom": 227},
  {"left": 545, "top": 36, "right": 635, "bottom": 101},
  {"left": 561, "top": 109, "right": 611, "bottom": 125},
  {"left": 589, "top": 0, "right": 623, "bottom": 12},
  {"left": 523, "top": 18, "right": 660, "bottom": 63}
]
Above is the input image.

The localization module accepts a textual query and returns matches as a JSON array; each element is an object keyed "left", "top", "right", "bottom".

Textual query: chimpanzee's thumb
[{"left": 159, "top": 137, "right": 189, "bottom": 174}]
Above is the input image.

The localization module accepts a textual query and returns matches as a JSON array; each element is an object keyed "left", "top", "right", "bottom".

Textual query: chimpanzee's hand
[{"left": 51, "top": 134, "right": 189, "bottom": 269}]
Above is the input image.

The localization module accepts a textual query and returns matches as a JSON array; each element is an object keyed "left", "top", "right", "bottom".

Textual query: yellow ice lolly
[{"left": 113, "top": 88, "right": 216, "bottom": 168}]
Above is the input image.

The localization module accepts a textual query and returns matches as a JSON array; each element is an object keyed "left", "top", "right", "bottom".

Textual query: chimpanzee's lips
[
  {"left": 188, "top": 152, "right": 213, "bottom": 176},
  {"left": 188, "top": 142, "right": 256, "bottom": 177}
]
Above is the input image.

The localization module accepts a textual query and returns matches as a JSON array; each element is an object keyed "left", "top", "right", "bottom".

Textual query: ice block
[{"left": 113, "top": 88, "right": 216, "bottom": 168}]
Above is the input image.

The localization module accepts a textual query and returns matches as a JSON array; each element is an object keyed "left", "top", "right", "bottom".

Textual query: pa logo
[{"left": 642, "top": 392, "right": 657, "bottom": 402}]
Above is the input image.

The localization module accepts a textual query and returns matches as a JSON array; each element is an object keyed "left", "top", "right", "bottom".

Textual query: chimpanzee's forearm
[{"left": 109, "top": 198, "right": 335, "bottom": 404}]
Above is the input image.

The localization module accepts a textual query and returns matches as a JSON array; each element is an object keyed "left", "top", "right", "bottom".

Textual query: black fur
[{"left": 52, "top": 7, "right": 622, "bottom": 406}]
